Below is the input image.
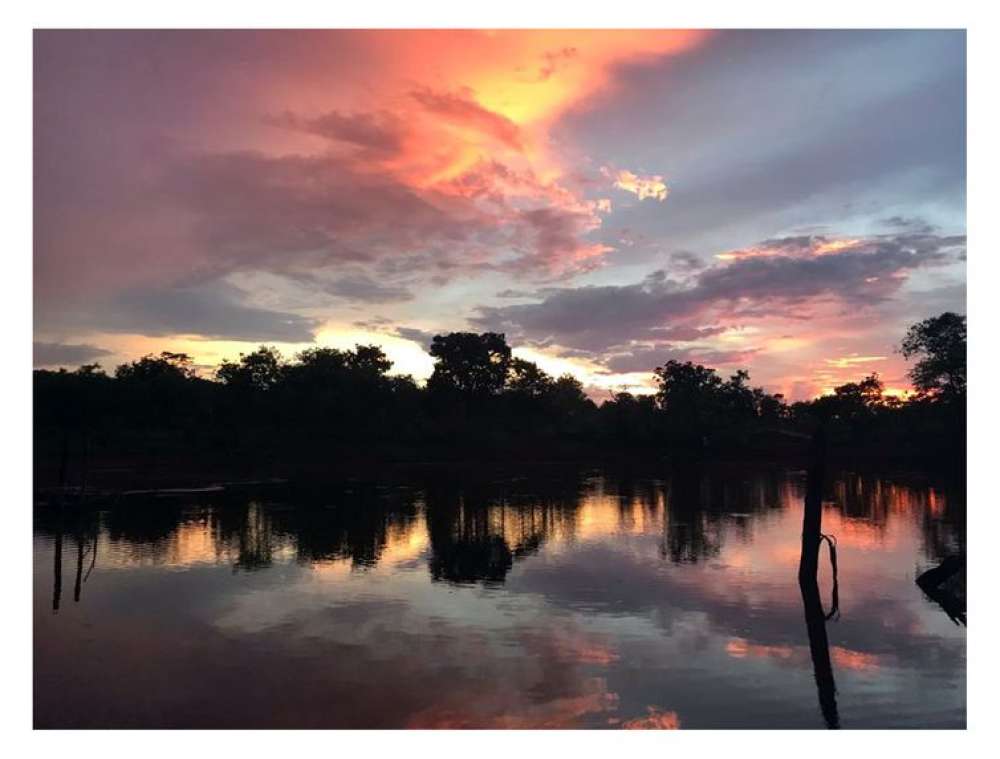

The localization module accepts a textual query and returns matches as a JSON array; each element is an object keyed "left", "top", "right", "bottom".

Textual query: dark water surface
[{"left": 34, "top": 466, "right": 966, "bottom": 729}]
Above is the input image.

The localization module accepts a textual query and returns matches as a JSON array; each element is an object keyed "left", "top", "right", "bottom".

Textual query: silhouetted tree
[
  {"left": 111, "top": 351, "right": 211, "bottom": 440},
  {"left": 32, "top": 314, "right": 967, "bottom": 477},
  {"left": 216, "top": 346, "right": 285, "bottom": 391},
  {"left": 548, "top": 374, "right": 593, "bottom": 426},
  {"left": 599, "top": 391, "right": 659, "bottom": 448},
  {"left": 900, "top": 312, "right": 966, "bottom": 399},
  {"left": 506, "top": 357, "right": 553, "bottom": 398},
  {"left": 427, "top": 332, "right": 511, "bottom": 397},
  {"left": 812, "top": 374, "right": 884, "bottom": 421},
  {"left": 757, "top": 390, "right": 787, "bottom": 422},
  {"left": 649, "top": 360, "right": 790, "bottom": 459},
  {"left": 115, "top": 351, "right": 196, "bottom": 382}
]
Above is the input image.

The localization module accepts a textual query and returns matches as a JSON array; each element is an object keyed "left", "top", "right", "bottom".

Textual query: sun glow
[{"left": 313, "top": 326, "right": 436, "bottom": 380}]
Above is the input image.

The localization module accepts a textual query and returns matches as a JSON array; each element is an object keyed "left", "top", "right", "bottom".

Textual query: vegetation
[
  {"left": 33, "top": 313, "right": 966, "bottom": 481},
  {"left": 900, "top": 312, "right": 967, "bottom": 398}
]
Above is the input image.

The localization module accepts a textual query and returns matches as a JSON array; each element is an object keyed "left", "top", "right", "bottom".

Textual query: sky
[{"left": 33, "top": 29, "right": 966, "bottom": 400}]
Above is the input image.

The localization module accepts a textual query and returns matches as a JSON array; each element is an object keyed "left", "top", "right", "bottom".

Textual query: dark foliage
[
  {"left": 900, "top": 312, "right": 967, "bottom": 399},
  {"left": 33, "top": 314, "right": 966, "bottom": 482}
]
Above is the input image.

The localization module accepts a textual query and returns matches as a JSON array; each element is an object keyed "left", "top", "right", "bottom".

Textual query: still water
[{"left": 34, "top": 466, "right": 966, "bottom": 729}]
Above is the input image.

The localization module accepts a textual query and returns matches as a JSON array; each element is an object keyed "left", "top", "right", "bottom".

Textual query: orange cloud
[
  {"left": 715, "top": 236, "right": 863, "bottom": 262},
  {"left": 406, "top": 677, "right": 619, "bottom": 729},
  {"left": 726, "top": 637, "right": 799, "bottom": 662},
  {"left": 607, "top": 168, "right": 670, "bottom": 201},
  {"left": 248, "top": 30, "right": 711, "bottom": 275},
  {"left": 622, "top": 707, "right": 681, "bottom": 729},
  {"left": 830, "top": 646, "right": 882, "bottom": 672},
  {"left": 547, "top": 630, "right": 620, "bottom": 666},
  {"left": 411, "top": 87, "right": 525, "bottom": 151},
  {"left": 424, "top": 30, "right": 712, "bottom": 127},
  {"left": 815, "top": 238, "right": 862, "bottom": 255},
  {"left": 823, "top": 355, "right": 888, "bottom": 368}
]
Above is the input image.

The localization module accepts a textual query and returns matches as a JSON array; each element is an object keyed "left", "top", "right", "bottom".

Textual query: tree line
[{"left": 33, "top": 312, "right": 966, "bottom": 475}]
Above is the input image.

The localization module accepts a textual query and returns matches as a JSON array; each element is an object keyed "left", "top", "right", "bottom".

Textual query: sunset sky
[{"left": 33, "top": 29, "right": 966, "bottom": 399}]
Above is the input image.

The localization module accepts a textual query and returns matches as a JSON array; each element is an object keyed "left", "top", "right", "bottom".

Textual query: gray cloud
[
  {"left": 266, "top": 109, "right": 409, "bottom": 159},
  {"left": 496, "top": 288, "right": 538, "bottom": 299},
  {"left": 34, "top": 341, "right": 112, "bottom": 368},
  {"left": 159, "top": 150, "right": 483, "bottom": 274},
  {"left": 649, "top": 324, "right": 728, "bottom": 341},
  {"left": 287, "top": 272, "right": 414, "bottom": 304},
  {"left": 473, "top": 233, "right": 963, "bottom": 354},
  {"left": 693, "top": 234, "right": 962, "bottom": 305},
  {"left": 664, "top": 250, "right": 706, "bottom": 274},
  {"left": 394, "top": 327, "right": 436, "bottom": 348},
  {"left": 603, "top": 345, "right": 759, "bottom": 374},
  {"left": 881, "top": 216, "right": 938, "bottom": 234},
  {"left": 348, "top": 319, "right": 437, "bottom": 349},
  {"left": 101, "top": 282, "right": 320, "bottom": 342}
]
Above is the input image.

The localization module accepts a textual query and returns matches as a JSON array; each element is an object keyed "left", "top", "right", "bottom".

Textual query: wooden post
[
  {"left": 798, "top": 423, "right": 839, "bottom": 728},
  {"left": 73, "top": 532, "right": 84, "bottom": 603},
  {"left": 52, "top": 517, "right": 63, "bottom": 613},
  {"left": 798, "top": 425, "right": 827, "bottom": 582}
]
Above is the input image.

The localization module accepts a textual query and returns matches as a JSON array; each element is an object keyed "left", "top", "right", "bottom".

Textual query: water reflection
[
  {"left": 424, "top": 475, "right": 580, "bottom": 585},
  {"left": 34, "top": 467, "right": 966, "bottom": 729},
  {"left": 798, "top": 440, "right": 841, "bottom": 729}
]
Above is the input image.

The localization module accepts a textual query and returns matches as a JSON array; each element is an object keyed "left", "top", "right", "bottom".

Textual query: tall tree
[
  {"left": 216, "top": 346, "right": 285, "bottom": 392},
  {"left": 115, "top": 351, "right": 195, "bottom": 382},
  {"left": 506, "top": 358, "right": 553, "bottom": 398},
  {"left": 427, "top": 332, "right": 512, "bottom": 397},
  {"left": 900, "top": 312, "right": 966, "bottom": 398}
]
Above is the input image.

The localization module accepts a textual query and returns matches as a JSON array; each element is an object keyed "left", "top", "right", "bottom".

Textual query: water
[{"left": 33, "top": 466, "right": 966, "bottom": 729}]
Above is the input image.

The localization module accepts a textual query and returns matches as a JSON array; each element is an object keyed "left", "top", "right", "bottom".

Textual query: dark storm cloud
[
  {"left": 473, "top": 233, "right": 963, "bottom": 353},
  {"left": 33, "top": 341, "right": 112, "bottom": 367}
]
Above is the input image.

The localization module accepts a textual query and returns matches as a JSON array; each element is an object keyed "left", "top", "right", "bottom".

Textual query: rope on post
[{"left": 819, "top": 533, "right": 839, "bottom": 620}]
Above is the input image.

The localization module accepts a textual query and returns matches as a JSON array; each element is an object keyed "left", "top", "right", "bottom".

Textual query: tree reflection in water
[
  {"left": 33, "top": 465, "right": 966, "bottom": 729},
  {"left": 423, "top": 474, "right": 583, "bottom": 585}
]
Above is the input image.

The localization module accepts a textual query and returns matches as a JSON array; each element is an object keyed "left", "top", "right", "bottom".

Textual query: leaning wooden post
[
  {"left": 798, "top": 422, "right": 839, "bottom": 728},
  {"left": 798, "top": 424, "right": 827, "bottom": 582},
  {"left": 73, "top": 532, "right": 84, "bottom": 603},
  {"left": 52, "top": 513, "right": 63, "bottom": 613}
]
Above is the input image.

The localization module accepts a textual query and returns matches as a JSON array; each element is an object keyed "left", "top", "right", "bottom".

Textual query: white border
[{"left": 4, "top": 1, "right": 998, "bottom": 754}]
